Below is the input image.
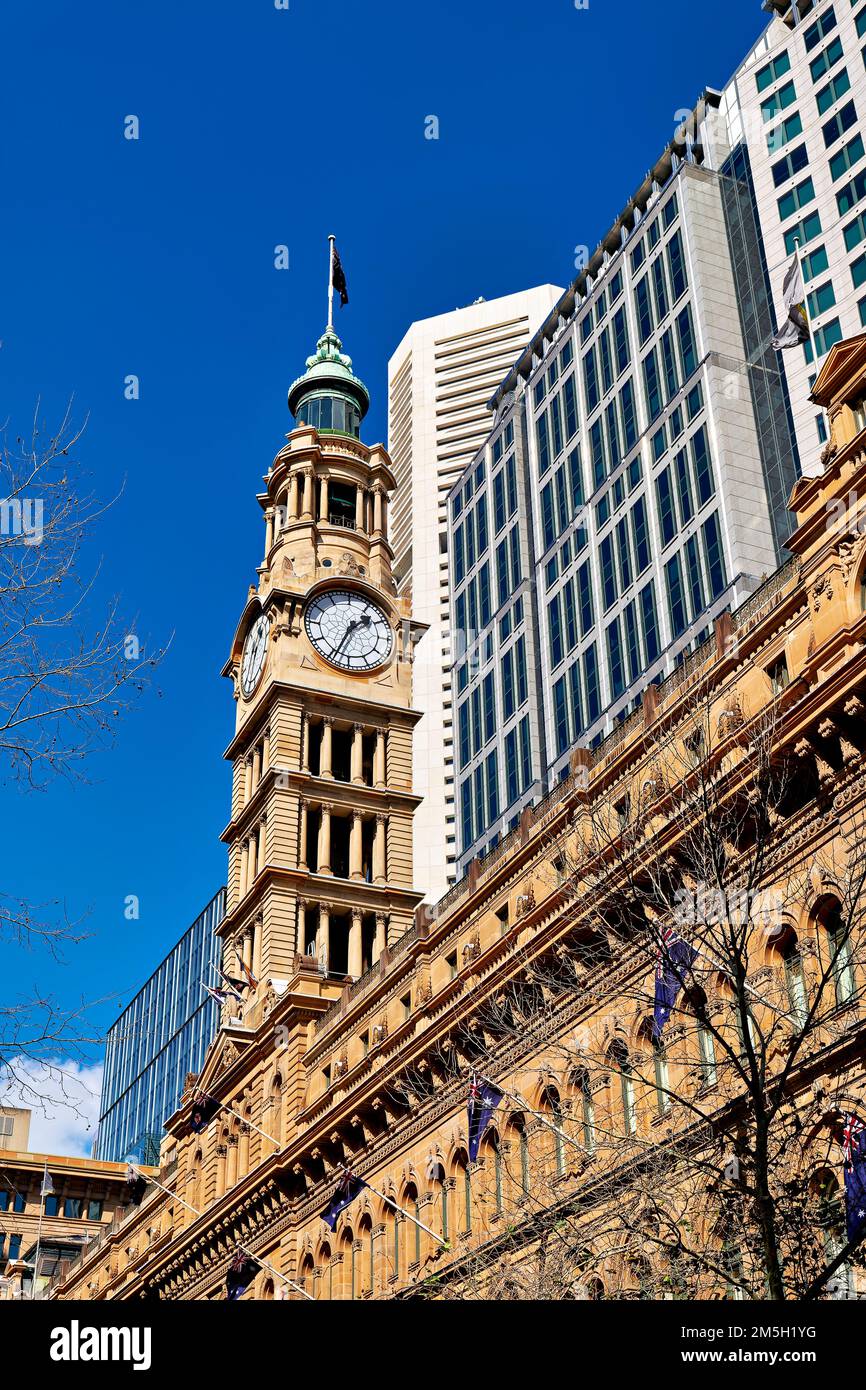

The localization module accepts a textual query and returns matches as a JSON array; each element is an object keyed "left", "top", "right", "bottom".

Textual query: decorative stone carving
[
  {"left": 337, "top": 551, "right": 361, "bottom": 577},
  {"left": 515, "top": 885, "right": 535, "bottom": 918},
  {"left": 810, "top": 573, "right": 833, "bottom": 612}
]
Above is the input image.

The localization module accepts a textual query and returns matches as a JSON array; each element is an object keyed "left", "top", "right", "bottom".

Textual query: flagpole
[
  {"left": 127, "top": 1164, "right": 313, "bottom": 1301},
  {"left": 30, "top": 1164, "right": 48, "bottom": 1300},
  {"left": 337, "top": 1168, "right": 447, "bottom": 1247},
  {"left": 327, "top": 234, "right": 336, "bottom": 331},
  {"left": 193, "top": 1092, "right": 282, "bottom": 1150}
]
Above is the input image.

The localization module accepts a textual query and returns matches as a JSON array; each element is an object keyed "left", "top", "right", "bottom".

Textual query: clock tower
[{"left": 220, "top": 307, "right": 427, "bottom": 996}]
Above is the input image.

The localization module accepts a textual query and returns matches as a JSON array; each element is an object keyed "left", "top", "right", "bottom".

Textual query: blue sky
[{"left": 0, "top": 0, "right": 768, "bottom": 1147}]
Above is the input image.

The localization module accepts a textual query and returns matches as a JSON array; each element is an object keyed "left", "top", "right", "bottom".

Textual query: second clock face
[
  {"left": 241, "top": 613, "right": 269, "bottom": 697},
  {"left": 304, "top": 589, "right": 394, "bottom": 672}
]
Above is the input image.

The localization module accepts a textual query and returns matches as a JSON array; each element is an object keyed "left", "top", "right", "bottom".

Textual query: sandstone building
[{"left": 51, "top": 333, "right": 866, "bottom": 1301}]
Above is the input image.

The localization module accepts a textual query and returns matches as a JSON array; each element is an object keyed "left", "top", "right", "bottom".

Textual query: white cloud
[{"left": 0, "top": 1057, "right": 104, "bottom": 1158}]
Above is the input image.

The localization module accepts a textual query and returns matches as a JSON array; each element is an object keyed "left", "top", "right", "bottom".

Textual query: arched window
[
  {"left": 357, "top": 1216, "right": 373, "bottom": 1296},
  {"left": 653, "top": 1035, "right": 670, "bottom": 1116},
  {"left": 818, "top": 898, "right": 855, "bottom": 1007},
  {"left": 318, "top": 1243, "right": 333, "bottom": 1300},
  {"left": 814, "top": 1170, "right": 853, "bottom": 1299},
  {"left": 687, "top": 988, "right": 717, "bottom": 1087},
  {"left": 341, "top": 1229, "right": 355, "bottom": 1300},
  {"left": 429, "top": 1162, "right": 448, "bottom": 1242},
  {"left": 269, "top": 1073, "right": 283, "bottom": 1141},
  {"left": 507, "top": 1114, "right": 531, "bottom": 1193},
  {"left": 571, "top": 1069, "right": 596, "bottom": 1153},
  {"left": 610, "top": 1041, "right": 636, "bottom": 1136},
  {"left": 774, "top": 928, "right": 808, "bottom": 1028},
  {"left": 541, "top": 1087, "right": 566, "bottom": 1176},
  {"left": 299, "top": 1254, "right": 314, "bottom": 1300},
  {"left": 261, "top": 1278, "right": 274, "bottom": 1301},
  {"left": 486, "top": 1135, "right": 504, "bottom": 1216},
  {"left": 402, "top": 1184, "right": 421, "bottom": 1268}
]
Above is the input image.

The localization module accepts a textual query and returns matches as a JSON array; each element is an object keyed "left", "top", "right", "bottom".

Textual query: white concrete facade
[{"left": 387, "top": 287, "right": 562, "bottom": 903}]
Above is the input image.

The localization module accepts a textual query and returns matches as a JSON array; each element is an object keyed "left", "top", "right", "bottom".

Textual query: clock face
[
  {"left": 304, "top": 589, "right": 394, "bottom": 672},
  {"left": 241, "top": 613, "right": 269, "bottom": 697}
]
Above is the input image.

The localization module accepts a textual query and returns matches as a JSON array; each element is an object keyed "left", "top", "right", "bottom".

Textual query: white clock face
[
  {"left": 241, "top": 613, "right": 269, "bottom": 697},
  {"left": 304, "top": 589, "right": 394, "bottom": 672}
]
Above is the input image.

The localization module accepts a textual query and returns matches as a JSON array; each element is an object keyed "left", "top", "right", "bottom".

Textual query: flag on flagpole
[
  {"left": 321, "top": 1170, "right": 367, "bottom": 1230},
  {"left": 771, "top": 251, "right": 810, "bottom": 350},
  {"left": 121, "top": 1166, "right": 148, "bottom": 1205},
  {"left": 239, "top": 960, "right": 259, "bottom": 991},
  {"left": 226, "top": 1250, "right": 259, "bottom": 1300},
  {"left": 188, "top": 1094, "right": 221, "bottom": 1135},
  {"left": 467, "top": 1075, "right": 503, "bottom": 1162},
  {"left": 331, "top": 245, "right": 349, "bottom": 307},
  {"left": 653, "top": 927, "right": 699, "bottom": 1040},
  {"left": 841, "top": 1113, "right": 866, "bottom": 1243},
  {"left": 203, "top": 982, "right": 241, "bottom": 1006},
  {"left": 40, "top": 1168, "right": 54, "bottom": 1198},
  {"left": 219, "top": 967, "right": 248, "bottom": 994}
]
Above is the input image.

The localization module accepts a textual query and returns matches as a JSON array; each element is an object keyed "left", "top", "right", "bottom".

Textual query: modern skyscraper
[
  {"left": 448, "top": 97, "right": 801, "bottom": 876},
  {"left": 387, "top": 287, "right": 563, "bottom": 903},
  {"left": 94, "top": 889, "right": 225, "bottom": 1163},
  {"left": 710, "top": 0, "right": 866, "bottom": 472}
]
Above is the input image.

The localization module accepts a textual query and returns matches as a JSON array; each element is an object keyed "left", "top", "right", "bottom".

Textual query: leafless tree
[
  {"left": 1, "top": 402, "right": 164, "bottom": 1114},
  {"left": 404, "top": 680, "right": 866, "bottom": 1300}
]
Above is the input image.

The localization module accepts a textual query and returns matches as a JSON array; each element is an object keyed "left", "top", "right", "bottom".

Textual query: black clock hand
[{"left": 334, "top": 618, "right": 360, "bottom": 656}]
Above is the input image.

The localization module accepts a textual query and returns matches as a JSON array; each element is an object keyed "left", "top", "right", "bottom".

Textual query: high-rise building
[
  {"left": 710, "top": 0, "right": 866, "bottom": 472},
  {"left": 448, "top": 95, "right": 802, "bottom": 875},
  {"left": 387, "top": 288, "right": 562, "bottom": 902},
  {"left": 94, "top": 889, "right": 225, "bottom": 1163}
]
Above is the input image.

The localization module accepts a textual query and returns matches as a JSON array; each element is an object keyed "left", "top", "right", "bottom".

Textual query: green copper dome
[{"left": 288, "top": 326, "right": 370, "bottom": 440}]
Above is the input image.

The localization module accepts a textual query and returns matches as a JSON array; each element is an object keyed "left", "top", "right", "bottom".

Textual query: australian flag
[
  {"left": 653, "top": 927, "right": 698, "bottom": 1040},
  {"left": 226, "top": 1250, "right": 259, "bottom": 1301},
  {"left": 188, "top": 1094, "right": 221, "bottom": 1134},
  {"left": 332, "top": 244, "right": 349, "bottom": 307},
  {"left": 321, "top": 1170, "right": 367, "bottom": 1231},
  {"left": 468, "top": 1075, "right": 503, "bottom": 1162},
  {"left": 842, "top": 1113, "right": 866, "bottom": 1243}
]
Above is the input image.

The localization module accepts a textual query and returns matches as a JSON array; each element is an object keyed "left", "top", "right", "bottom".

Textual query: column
[
  {"left": 301, "top": 468, "right": 314, "bottom": 520},
  {"left": 252, "top": 917, "right": 263, "bottom": 981},
  {"left": 252, "top": 743, "right": 262, "bottom": 787},
  {"left": 242, "top": 929, "right": 253, "bottom": 970},
  {"left": 320, "top": 717, "right": 334, "bottom": 779},
  {"left": 257, "top": 817, "right": 267, "bottom": 873},
  {"left": 350, "top": 810, "right": 363, "bottom": 880},
  {"left": 320, "top": 475, "right": 330, "bottom": 523},
  {"left": 301, "top": 713, "right": 310, "bottom": 773},
  {"left": 239, "top": 839, "right": 249, "bottom": 898},
  {"left": 244, "top": 755, "right": 253, "bottom": 802},
  {"left": 262, "top": 727, "right": 270, "bottom": 772},
  {"left": 349, "top": 908, "right": 363, "bottom": 978},
  {"left": 296, "top": 898, "right": 308, "bottom": 954},
  {"left": 316, "top": 903, "right": 330, "bottom": 970},
  {"left": 351, "top": 723, "right": 364, "bottom": 784},
  {"left": 374, "top": 730, "right": 387, "bottom": 789},
  {"left": 380, "top": 491, "right": 387, "bottom": 541},
  {"left": 288, "top": 472, "right": 299, "bottom": 521},
  {"left": 298, "top": 799, "right": 309, "bottom": 871},
  {"left": 265, "top": 508, "right": 275, "bottom": 553},
  {"left": 374, "top": 912, "right": 387, "bottom": 963},
  {"left": 355, "top": 486, "right": 366, "bottom": 532},
  {"left": 318, "top": 803, "right": 332, "bottom": 875},
  {"left": 373, "top": 813, "right": 387, "bottom": 884},
  {"left": 373, "top": 486, "right": 384, "bottom": 536},
  {"left": 248, "top": 831, "right": 258, "bottom": 884}
]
